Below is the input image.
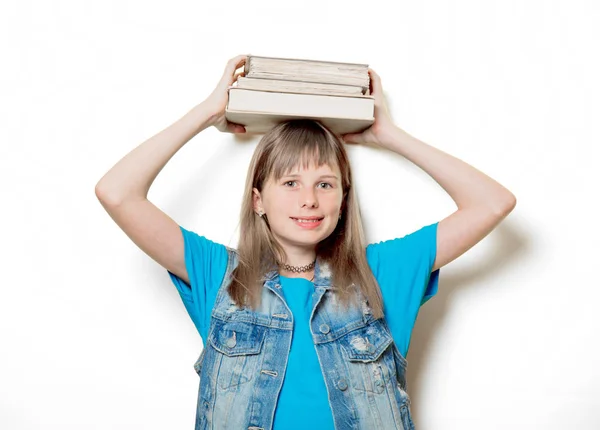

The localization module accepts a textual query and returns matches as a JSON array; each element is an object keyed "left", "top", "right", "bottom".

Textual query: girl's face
[{"left": 253, "top": 161, "right": 344, "bottom": 252}]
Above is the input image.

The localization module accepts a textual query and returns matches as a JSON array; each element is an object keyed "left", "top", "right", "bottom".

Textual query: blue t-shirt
[{"left": 168, "top": 222, "right": 440, "bottom": 429}]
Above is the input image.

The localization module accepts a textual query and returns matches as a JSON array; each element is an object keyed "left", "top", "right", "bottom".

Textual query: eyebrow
[{"left": 283, "top": 174, "right": 339, "bottom": 180}]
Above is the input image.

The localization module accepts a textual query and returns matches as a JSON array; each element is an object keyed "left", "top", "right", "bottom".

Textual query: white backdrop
[{"left": 2, "top": 0, "right": 598, "bottom": 428}]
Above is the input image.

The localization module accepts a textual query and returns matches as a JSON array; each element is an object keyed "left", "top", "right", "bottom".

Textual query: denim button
[
  {"left": 226, "top": 336, "right": 236, "bottom": 348},
  {"left": 319, "top": 324, "right": 330, "bottom": 334},
  {"left": 338, "top": 378, "right": 348, "bottom": 391}
]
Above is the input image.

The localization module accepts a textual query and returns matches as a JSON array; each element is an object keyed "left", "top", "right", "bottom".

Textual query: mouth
[
  {"left": 290, "top": 217, "right": 324, "bottom": 222},
  {"left": 290, "top": 216, "right": 324, "bottom": 229}
]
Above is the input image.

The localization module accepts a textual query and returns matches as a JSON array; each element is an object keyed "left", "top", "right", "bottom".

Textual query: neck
[
  {"left": 274, "top": 239, "right": 317, "bottom": 278},
  {"left": 278, "top": 255, "right": 316, "bottom": 279},
  {"left": 278, "top": 245, "right": 316, "bottom": 268}
]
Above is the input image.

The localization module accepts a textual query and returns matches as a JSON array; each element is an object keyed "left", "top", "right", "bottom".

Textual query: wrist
[
  {"left": 377, "top": 125, "right": 416, "bottom": 152},
  {"left": 190, "top": 101, "right": 219, "bottom": 130},
  {"left": 376, "top": 123, "right": 402, "bottom": 146}
]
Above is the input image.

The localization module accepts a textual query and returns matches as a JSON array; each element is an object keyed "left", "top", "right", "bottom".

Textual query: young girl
[{"left": 95, "top": 55, "right": 516, "bottom": 430}]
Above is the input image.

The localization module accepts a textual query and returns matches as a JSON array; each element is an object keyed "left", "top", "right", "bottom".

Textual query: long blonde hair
[{"left": 228, "top": 119, "right": 384, "bottom": 319}]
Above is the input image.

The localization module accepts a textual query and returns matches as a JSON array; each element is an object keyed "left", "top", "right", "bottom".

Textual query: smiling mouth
[{"left": 290, "top": 217, "right": 324, "bottom": 223}]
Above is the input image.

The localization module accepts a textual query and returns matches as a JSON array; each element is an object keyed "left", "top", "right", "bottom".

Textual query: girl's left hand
[{"left": 341, "top": 68, "right": 397, "bottom": 148}]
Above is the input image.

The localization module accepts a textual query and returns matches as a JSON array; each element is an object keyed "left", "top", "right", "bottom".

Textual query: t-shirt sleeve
[
  {"left": 366, "top": 222, "right": 440, "bottom": 357},
  {"left": 167, "top": 226, "right": 228, "bottom": 342}
]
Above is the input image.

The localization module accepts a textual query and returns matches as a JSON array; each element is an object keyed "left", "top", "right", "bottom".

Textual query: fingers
[
  {"left": 226, "top": 122, "right": 246, "bottom": 133},
  {"left": 368, "top": 68, "right": 380, "bottom": 81},
  {"left": 368, "top": 68, "right": 382, "bottom": 94},
  {"left": 232, "top": 70, "right": 245, "bottom": 84},
  {"left": 219, "top": 55, "right": 248, "bottom": 87},
  {"left": 223, "top": 54, "right": 248, "bottom": 77},
  {"left": 229, "top": 54, "right": 248, "bottom": 66},
  {"left": 215, "top": 121, "right": 246, "bottom": 134},
  {"left": 341, "top": 133, "right": 358, "bottom": 144}
]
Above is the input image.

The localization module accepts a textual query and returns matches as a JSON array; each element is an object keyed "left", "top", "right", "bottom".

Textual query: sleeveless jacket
[{"left": 192, "top": 247, "right": 416, "bottom": 429}]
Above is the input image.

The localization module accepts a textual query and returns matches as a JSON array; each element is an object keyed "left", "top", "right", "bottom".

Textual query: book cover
[{"left": 225, "top": 88, "right": 374, "bottom": 135}]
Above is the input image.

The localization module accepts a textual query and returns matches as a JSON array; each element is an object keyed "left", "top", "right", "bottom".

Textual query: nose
[{"left": 300, "top": 187, "right": 318, "bottom": 208}]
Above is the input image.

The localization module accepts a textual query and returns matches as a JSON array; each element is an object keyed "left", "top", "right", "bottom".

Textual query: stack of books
[{"left": 225, "top": 55, "right": 374, "bottom": 135}]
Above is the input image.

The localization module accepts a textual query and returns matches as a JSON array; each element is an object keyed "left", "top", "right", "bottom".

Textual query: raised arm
[
  {"left": 342, "top": 68, "right": 516, "bottom": 273},
  {"left": 376, "top": 126, "right": 516, "bottom": 273},
  {"left": 94, "top": 55, "right": 247, "bottom": 285}
]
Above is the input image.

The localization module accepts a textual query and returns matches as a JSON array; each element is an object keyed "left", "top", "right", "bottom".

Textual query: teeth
[{"left": 294, "top": 218, "right": 321, "bottom": 223}]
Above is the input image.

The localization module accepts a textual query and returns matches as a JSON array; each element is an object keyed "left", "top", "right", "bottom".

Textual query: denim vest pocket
[
  {"left": 338, "top": 319, "right": 394, "bottom": 393},
  {"left": 208, "top": 319, "right": 267, "bottom": 390},
  {"left": 193, "top": 345, "right": 208, "bottom": 375},
  {"left": 400, "top": 403, "right": 416, "bottom": 430}
]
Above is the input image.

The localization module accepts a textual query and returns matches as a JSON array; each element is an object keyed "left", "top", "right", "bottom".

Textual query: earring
[{"left": 257, "top": 211, "right": 265, "bottom": 218}]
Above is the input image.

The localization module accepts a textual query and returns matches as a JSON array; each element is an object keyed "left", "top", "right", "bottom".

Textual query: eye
[
  {"left": 284, "top": 181, "right": 296, "bottom": 187},
  {"left": 319, "top": 182, "right": 333, "bottom": 189}
]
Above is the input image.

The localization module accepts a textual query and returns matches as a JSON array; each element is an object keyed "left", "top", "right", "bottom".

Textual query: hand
[
  {"left": 341, "top": 68, "right": 397, "bottom": 147},
  {"left": 204, "top": 54, "right": 248, "bottom": 133}
]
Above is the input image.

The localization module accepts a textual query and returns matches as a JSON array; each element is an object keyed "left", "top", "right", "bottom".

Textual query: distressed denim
[{"left": 193, "top": 247, "right": 416, "bottom": 430}]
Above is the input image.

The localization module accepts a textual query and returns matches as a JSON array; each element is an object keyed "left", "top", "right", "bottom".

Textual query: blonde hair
[{"left": 228, "top": 119, "right": 384, "bottom": 319}]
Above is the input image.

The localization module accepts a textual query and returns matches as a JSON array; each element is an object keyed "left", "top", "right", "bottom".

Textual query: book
[
  {"left": 225, "top": 55, "right": 375, "bottom": 135},
  {"left": 244, "top": 56, "right": 370, "bottom": 92},
  {"left": 226, "top": 88, "right": 374, "bottom": 135},
  {"left": 236, "top": 76, "right": 366, "bottom": 97}
]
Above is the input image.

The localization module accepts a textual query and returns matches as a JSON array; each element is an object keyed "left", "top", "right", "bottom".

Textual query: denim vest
[{"left": 192, "top": 247, "right": 416, "bottom": 430}]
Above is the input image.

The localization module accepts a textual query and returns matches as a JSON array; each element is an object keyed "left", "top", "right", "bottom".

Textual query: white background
[{"left": 2, "top": 0, "right": 599, "bottom": 428}]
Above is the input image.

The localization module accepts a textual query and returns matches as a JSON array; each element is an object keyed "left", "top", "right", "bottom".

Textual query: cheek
[
  {"left": 329, "top": 193, "right": 344, "bottom": 209},
  {"left": 273, "top": 193, "right": 296, "bottom": 209},
  {"left": 265, "top": 193, "right": 294, "bottom": 217}
]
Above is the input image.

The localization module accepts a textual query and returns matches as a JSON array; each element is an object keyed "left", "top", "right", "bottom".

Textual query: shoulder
[
  {"left": 178, "top": 226, "right": 237, "bottom": 274},
  {"left": 366, "top": 222, "right": 438, "bottom": 259}
]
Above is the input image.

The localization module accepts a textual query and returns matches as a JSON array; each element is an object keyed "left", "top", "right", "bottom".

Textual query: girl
[{"left": 95, "top": 55, "right": 516, "bottom": 429}]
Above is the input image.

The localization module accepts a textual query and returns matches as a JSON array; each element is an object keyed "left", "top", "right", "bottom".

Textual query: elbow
[
  {"left": 95, "top": 182, "right": 122, "bottom": 207},
  {"left": 495, "top": 193, "right": 517, "bottom": 216}
]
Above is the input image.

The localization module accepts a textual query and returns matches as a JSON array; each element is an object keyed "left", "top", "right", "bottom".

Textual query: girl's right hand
[{"left": 204, "top": 54, "right": 248, "bottom": 133}]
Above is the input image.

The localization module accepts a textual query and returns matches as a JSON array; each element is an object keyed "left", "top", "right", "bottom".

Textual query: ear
[{"left": 252, "top": 188, "right": 262, "bottom": 212}]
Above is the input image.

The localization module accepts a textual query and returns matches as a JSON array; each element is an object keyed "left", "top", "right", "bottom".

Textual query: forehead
[
  {"left": 265, "top": 140, "right": 342, "bottom": 184},
  {"left": 276, "top": 160, "right": 341, "bottom": 179},
  {"left": 286, "top": 161, "right": 339, "bottom": 175}
]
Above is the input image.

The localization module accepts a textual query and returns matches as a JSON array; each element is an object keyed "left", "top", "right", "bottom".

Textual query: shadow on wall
[
  {"left": 162, "top": 132, "right": 259, "bottom": 239},
  {"left": 406, "top": 220, "right": 530, "bottom": 425}
]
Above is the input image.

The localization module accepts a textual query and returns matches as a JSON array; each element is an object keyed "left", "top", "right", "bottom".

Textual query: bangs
[{"left": 265, "top": 120, "right": 340, "bottom": 182}]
